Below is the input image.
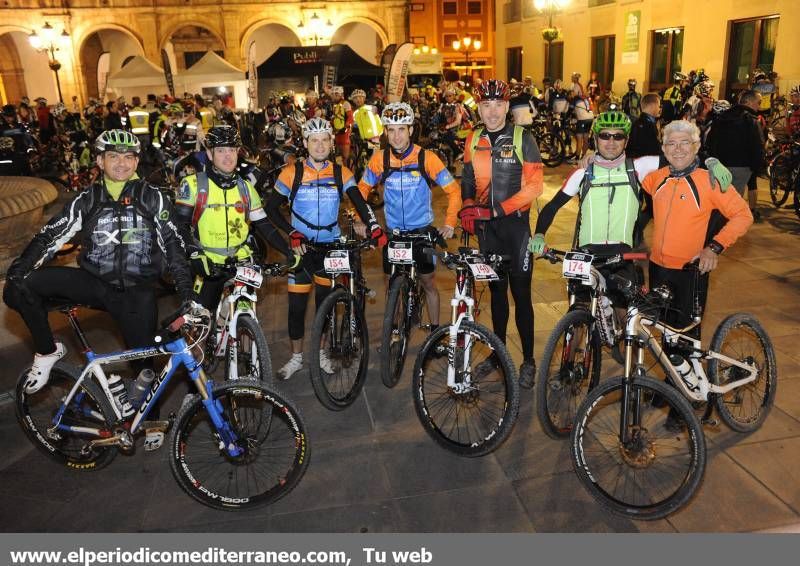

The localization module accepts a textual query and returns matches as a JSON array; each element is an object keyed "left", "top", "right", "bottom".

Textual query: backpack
[
  {"left": 191, "top": 172, "right": 252, "bottom": 226},
  {"left": 572, "top": 158, "right": 646, "bottom": 248},
  {"left": 378, "top": 147, "right": 435, "bottom": 188},
  {"left": 467, "top": 125, "right": 525, "bottom": 165},
  {"left": 288, "top": 160, "right": 344, "bottom": 231}
]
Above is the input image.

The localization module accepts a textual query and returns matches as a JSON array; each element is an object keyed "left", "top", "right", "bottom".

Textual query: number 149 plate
[{"left": 562, "top": 252, "right": 593, "bottom": 284}]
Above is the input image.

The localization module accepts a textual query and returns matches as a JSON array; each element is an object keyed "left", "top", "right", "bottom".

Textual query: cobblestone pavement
[{"left": 1, "top": 166, "right": 799, "bottom": 532}]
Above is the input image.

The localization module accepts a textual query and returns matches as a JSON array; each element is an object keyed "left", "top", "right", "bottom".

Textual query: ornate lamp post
[
  {"left": 29, "top": 22, "right": 71, "bottom": 103},
  {"left": 413, "top": 44, "right": 439, "bottom": 56},
  {"left": 534, "top": 0, "right": 570, "bottom": 44},
  {"left": 452, "top": 36, "right": 482, "bottom": 79},
  {"left": 299, "top": 12, "right": 334, "bottom": 47}
]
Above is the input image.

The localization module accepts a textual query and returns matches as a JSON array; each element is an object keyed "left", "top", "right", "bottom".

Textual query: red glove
[
  {"left": 370, "top": 225, "right": 388, "bottom": 248},
  {"left": 458, "top": 205, "right": 492, "bottom": 235},
  {"left": 289, "top": 230, "right": 307, "bottom": 250}
]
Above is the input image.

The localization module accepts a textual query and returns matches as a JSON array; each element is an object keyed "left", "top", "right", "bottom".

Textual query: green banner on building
[{"left": 622, "top": 10, "right": 641, "bottom": 64}]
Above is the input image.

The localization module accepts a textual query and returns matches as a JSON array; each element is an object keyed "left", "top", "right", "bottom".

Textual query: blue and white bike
[{"left": 15, "top": 301, "right": 309, "bottom": 510}]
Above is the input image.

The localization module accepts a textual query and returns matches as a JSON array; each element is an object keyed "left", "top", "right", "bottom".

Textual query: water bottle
[
  {"left": 130, "top": 368, "right": 156, "bottom": 408},
  {"left": 669, "top": 355, "right": 699, "bottom": 391},
  {"left": 107, "top": 373, "right": 135, "bottom": 418}
]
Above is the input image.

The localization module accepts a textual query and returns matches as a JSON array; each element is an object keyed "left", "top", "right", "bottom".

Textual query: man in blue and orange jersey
[
  {"left": 358, "top": 102, "right": 462, "bottom": 334},
  {"left": 266, "top": 117, "right": 386, "bottom": 381},
  {"left": 459, "top": 78, "right": 544, "bottom": 389}
]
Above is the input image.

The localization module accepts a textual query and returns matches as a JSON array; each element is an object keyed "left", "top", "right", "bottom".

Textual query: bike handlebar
[{"left": 538, "top": 247, "right": 648, "bottom": 266}]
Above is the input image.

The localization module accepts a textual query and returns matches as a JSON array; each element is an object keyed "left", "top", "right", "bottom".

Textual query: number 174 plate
[{"left": 562, "top": 252, "right": 593, "bottom": 284}]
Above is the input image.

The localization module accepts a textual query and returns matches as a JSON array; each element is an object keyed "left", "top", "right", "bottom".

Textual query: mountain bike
[
  {"left": 379, "top": 228, "right": 445, "bottom": 388},
  {"left": 412, "top": 241, "right": 520, "bottom": 456},
  {"left": 307, "top": 229, "right": 375, "bottom": 411},
  {"left": 570, "top": 266, "right": 776, "bottom": 519},
  {"left": 767, "top": 138, "right": 800, "bottom": 207},
  {"left": 535, "top": 247, "right": 647, "bottom": 439},
  {"left": 15, "top": 301, "right": 309, "bottom": 511},
  {"left": 202, "top": 259, "right": 294, "bottom": 383}
]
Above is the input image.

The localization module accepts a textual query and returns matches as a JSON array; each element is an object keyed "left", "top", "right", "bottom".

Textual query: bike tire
[
  {"left": 539, "top": 133, "right": 565, "bottom": 168},
  {"left": 169, "top": 380, "right": 309, "bottom": 510},
  {"left": 412, "top": 321, "right": 520, "bottom": 457},
  {"left": 309, "top": 287, "right": 369, "bottom": 410},
  {"left": 707, "top": 313, "right": 777, "bottom": 433},
  {"left": 380, "top": 274, "right": 412, "bottom": 388},
  {"left": 570, "top": 375, "right": 706, "bottom": 520},
  {"left": 15, "top": 361, "right": 118, "bottom": 470},
  {"left": 768, "top": 152, "right": 792, "bottom": 207},
  {"left": 535, "top": 309, "right": 602, "bottom": 439},
  {"left": 225, "top": 314, "right": 273, "bottom": 384}
]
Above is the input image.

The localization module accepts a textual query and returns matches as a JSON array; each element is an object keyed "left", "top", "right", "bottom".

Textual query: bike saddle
[{"left": 43, "top": 297, "right": 103, "bottom": 313}]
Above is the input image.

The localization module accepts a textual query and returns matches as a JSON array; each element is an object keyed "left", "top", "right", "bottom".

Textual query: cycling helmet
[
  {"left": 694, "top": 80, "right": 714, "bottom": 97},
  {"left": 712, "top": 99, "right": 732, "bottom": 114},
  {"left": 1, "top": 104, "right": 16, "bottom": 117},
  {"left": 571, "top": 72, "right": 581, "bottom": 80},
  {"left": 332, "top": 86, "right": 344, "bottom": 96},
  {"left": 302, "top": 117, "right": 333, "bottom": 139},
  {"left": 205, "top": 124, "right": 242, "bottom": 149},
  {"left": 752, "top": 69, "right": 767, "bottom": 82},
  {"left": 95, "top": 129, "right": 141, "bottom": 155},
  {"left": 673, "top": 72, "right": 688, "bottom": 82},
  {"left": 627, "top": 79, "right": 637, "bottom": 87},
  {"left": 592, "top": 110, "right": 632, "bottom": 136},
  {"left": 349, "top": 89, "right": 366, "bottom": 100},
  {"left": 0, "top": 137, "right": 14, "bottom": 151},
  {"left": 474, "top": 79, "right": 510, "bottom": 102},
  {"left": 52, "top": 102, "right": 67, "bottom": 117},
  {"left": 381, "top": 102, "right": 414, "bottom": 125},
  {"left": 168, "top": 103, "right": 184, "bottom": 114}
]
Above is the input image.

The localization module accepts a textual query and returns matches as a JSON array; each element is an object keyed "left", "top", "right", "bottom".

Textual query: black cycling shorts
[
  {"left": 288, "top": 250, "right": 333, "bottom": 293},
  {"left": 476, "top": 212, "right": 532, "bottom": 277},
  {"left": 381, "top": 228, "right": 437, "bottom": 276}
]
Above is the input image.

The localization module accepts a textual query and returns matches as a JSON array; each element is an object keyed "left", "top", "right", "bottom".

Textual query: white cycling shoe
[
  {"left": 24, "top": 343, "right": 67, "bottom": 394},
  {"left": 277, "top": 354, "right": 303, "bottom": 381}
]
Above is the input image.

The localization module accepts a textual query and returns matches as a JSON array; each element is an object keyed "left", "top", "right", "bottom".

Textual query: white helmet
[
  {"left": 302, "top": 117, "right": 333, "bottom": 139},
  {"left": 332, "top": 85, "right": 344, "bottom": 96},
  {"left": 381, "top": 102, "right": 414, "bottom": 125},
  {"left": 350, "top": 89, "right": 366, "bottom": 100}
]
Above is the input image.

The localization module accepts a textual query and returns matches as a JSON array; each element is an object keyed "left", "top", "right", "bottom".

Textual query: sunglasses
[{"left": 597, "top": 132, "right": 628, "bottom": 141}]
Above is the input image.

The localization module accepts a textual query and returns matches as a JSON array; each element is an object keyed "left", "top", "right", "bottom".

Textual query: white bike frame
[{"left": 212, "top": 276, "right": 259, "bottom": 381}]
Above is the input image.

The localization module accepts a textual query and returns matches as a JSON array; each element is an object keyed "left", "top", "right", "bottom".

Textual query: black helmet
[
  {"left": 2, "top": 104, "right": 16, "bottom": 116},
  {"left": 205, "top": 125, "right": 241, "bottom": 149}
]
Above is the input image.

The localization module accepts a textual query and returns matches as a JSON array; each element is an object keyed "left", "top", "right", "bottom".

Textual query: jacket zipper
[{"left": 659, "top": 181, "right": 677, "bottom": 262}]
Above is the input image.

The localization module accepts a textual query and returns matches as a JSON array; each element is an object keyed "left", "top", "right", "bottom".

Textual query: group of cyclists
[{"left": 2, "top": 65, "right": 776, "bottom": 448}]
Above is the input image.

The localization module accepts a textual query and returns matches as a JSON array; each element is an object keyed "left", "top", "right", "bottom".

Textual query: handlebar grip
[{"left": 622, "top": 252, "right": 648, "bottom": 261}]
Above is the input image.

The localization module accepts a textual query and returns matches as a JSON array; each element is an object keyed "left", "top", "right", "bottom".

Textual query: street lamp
[
  {"left": 29, "top": 21, "right": 70, "bottom": 103},
  {"left": 451, "top": 36, "right": 481, "bottom": 79},
  {"left": 413, "top": 44, "right": 438, "bottom": 55},
  {"left": 534, "top": 0, "right": 570, "bottom": 43},
  {"left": 299, "top": 12, "right": 334, "bottom": 46}
]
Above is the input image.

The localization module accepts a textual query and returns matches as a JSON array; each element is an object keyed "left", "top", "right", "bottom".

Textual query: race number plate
[
  {"left": 234, "top": 265, "right": 263, "bottom": 288},
  {"left": 387, "top": 241, "right": 414, "bottom": 264},
  {"left": 562, "top": 251, "right": 593, "bottom": 284},
  {"left": 468, "top": 261, "right": 499, "bottom": 281},
  {"left": 324, "top": 250, "right": 351, "bottom": 274}
]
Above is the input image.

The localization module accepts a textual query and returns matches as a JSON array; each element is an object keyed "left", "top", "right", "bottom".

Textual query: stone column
[{"left": 0, "top": 177, "right": 59, "bottom": 276}]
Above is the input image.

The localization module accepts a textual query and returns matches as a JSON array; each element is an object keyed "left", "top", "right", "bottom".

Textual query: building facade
[
  {"left": 409, "top": 0, "right": 495, "bottom": 81},
  {"left": 495, "top": 0, "right": 799, "bottom": 98},
  {"left": 0, "top": 0, "right": 409, "bottom": 105}
]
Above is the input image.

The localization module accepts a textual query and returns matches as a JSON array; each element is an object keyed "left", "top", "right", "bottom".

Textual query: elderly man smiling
[{"left": 641, "top": 120, "right": 753, "bottom": 337}]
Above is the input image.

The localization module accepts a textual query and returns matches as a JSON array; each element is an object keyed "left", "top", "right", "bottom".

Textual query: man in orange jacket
[{"left": 642, "top": 119, "right": 753, "bottom": 335}]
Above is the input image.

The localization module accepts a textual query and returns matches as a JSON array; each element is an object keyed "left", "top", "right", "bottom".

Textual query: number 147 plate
[{"left": 562, "top": 252, "right": 593, "bottom": 284}]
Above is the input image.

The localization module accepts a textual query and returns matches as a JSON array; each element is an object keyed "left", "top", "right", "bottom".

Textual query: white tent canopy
[
  {"left": 107, "top": 56, "right": 167, "bottom": 88},
  {"left": 179, "top": 51, "right": 247, "bottom": 108}
]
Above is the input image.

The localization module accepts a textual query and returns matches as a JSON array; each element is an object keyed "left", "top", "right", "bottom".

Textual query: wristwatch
[{"left": 708, "top": 239, "right": 724, "bottom": 255}]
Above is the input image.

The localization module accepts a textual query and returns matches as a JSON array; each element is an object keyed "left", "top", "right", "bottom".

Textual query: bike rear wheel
[
  {"left": 309, "top": 287, "right": 369, "bottom": 410},
  {"left": 708, "top": 313, "right": 777, "bottom": 433},
  {"left": 169, "top": 380, "right": 309, "bottom": 510},
  {"left": 570, "top": 375, "right": 706, "bottom": 520},
  {"left": 380, "top": 274, "right": 413, "bottom": 388},
  {"left": 412, "top": 321, "right": 520, "bottom": 457},
  {"left": 225, "top": 314, "right": 273, "bottom": 383},
  {"left": 536, "top": 309, "right": 602, "bottom": 439},
  {"left": 15, "top": 362, "right": 118, "bottom": 470},
  {"left": 768, "top": 152, "right": 793, "bottom": 207},
  {"left": 538, "top": 133, "right": 565, "bottom": 168}
]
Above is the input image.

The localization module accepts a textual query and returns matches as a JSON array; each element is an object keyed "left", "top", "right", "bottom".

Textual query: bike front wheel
[
  {"left": 225, "top": 314, "right": 273, "bottom": 383},
  {"left": 538, "top": 133, "right": 565, "bottom": 168},
  {"left": 412, "top": 321, "right": 520, "bottom": 457},
  {"left": 536, "top": 308, "right": 602, "bottom": 439},
  {"left": 768, "top": 152, "right": 793, "bottom": 207},
  {"left": 570, "top": 375, "right": 706, "bottom": 520},
  {"left": 380, "top": 274, "right": 413, "bottom": 388},
  {"left": 15, "top": 361, "right": 118, "bottom": 470},
  {"left": 309, "top": 287, "right": 369, "bottom": 410},
  {"left": 708, "top": 313, "right": 777, "bottom": 433},
  {"left": 169, "top": 380, "right": 309, "bottom": 510}
]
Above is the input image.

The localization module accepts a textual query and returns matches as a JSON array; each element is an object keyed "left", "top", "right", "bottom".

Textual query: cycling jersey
[
  {"left": 176, "top": 173, "right": 266, "bottom": 264},
  {"left": 642, "top": 166, "right": 753, "bottom": 269},
  {"left": 352, "top": 105, "right": 383, "bottom": 140},
  {"left": 8, "top": 178, "right": 192, "bottom": 295},
  {"left": 358, "top": 144, "right": 461, "bottom": 231},
  {"left": 461, "top": 122, "right": 543, "bottom": 217},
  {"left": 274, "top": 158, "right": 357, "bottom": 242}
]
